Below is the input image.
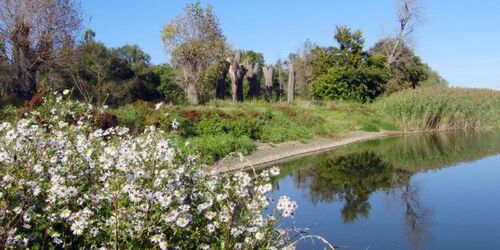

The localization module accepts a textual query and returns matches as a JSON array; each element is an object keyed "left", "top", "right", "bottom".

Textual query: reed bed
[{"left": 374, "top": 87, "right": 500, "bottom": 131}]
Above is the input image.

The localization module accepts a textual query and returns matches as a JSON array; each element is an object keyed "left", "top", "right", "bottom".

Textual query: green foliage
[
  {"left": 311, "top": 27, "right": 391, "bottom": 102},
  {"left": 312, "top": 54, "right": 390, "bottom": 102},
  {"left": 370, "top": 39, "right": 447, "bottom": 93},
  {"left": 115, "top": 44, "right": 151, "bottom": 74},
  {"left": 0, "top": 104, "right": 17, "bottom": 122},
  {"left": 146, "top": 64, "right": 186, "bottom": 104},
  {"left": 374, "top": 87, "right": 500, "bottom": 130},
  {"left": 241, "top": 50, "right": 265, "bottom": 65},
  {"left": 188, "top": 134, "right": 255, "bottom": 162},
  {"left": 161, "top": 1, "right": 228, "bottom": 104}
]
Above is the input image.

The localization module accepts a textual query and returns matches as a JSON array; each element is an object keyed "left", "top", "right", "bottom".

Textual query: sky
[{"left": 81, "top": 0, "right": 500, "bottom": 90}]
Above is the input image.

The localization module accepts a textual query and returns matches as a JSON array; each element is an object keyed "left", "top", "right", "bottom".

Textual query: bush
[
  {"left": 312, "top": 56, "right": 390, "bottom": 103},
  {"left": 0, "top": 93, "right": 310, "bottom": 249}
]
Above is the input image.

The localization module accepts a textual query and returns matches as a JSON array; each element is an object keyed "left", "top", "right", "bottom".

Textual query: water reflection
[{"left": 272, "top": 131, "right": 500, "bottom": 249}]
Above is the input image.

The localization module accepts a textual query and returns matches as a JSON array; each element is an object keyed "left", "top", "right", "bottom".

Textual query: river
[{"left": 269, "top": 131, "right": 500, "bottom": 249}]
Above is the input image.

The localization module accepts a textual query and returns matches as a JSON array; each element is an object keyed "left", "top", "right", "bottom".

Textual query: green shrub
[{"left": 188, "top": 134, "right": 255, "bottom": 163}]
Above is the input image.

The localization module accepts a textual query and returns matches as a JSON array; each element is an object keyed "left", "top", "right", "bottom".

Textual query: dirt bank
[{"left": 208, "top": 130, "right": 406, "bottom": 173}]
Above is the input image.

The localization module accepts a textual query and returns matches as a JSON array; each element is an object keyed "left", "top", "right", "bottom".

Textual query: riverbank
[{"left": 208, "top": 130, "right": 407, "bottom": 173}]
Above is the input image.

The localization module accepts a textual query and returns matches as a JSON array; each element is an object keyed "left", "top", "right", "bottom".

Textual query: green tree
[
  {"left": 371, "top": 39, "right": 446, "bottom": 93},
  {"left": 149, "top": 64, "right": 186, "bottom": 104},
  {"left": 312, "top": 27, "right": 390, "bottom": 102},
  {"left": 116, "top": 44, "right": 151, "bottom": 75},
  {"left": 161, "top": 1, "right": 228, "bottom": 105}
]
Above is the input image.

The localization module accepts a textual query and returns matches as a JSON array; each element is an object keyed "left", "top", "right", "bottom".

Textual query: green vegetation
[
  {"left": 374, "top": 87, "right": 500, "bottom": 130},
  {"left": 111, "top": 99, "right": 396, "bottom": 163}
]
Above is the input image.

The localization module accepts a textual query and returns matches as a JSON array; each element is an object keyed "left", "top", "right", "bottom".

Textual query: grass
[
  {"left": 110, "top": 99, "right": 395, "bottom": 163},
  {"left": 374, "top": 87, "right": 500, "bottom": 131},
  {"left": 2, "top": 86, "right": 499, "bottom": 164}
]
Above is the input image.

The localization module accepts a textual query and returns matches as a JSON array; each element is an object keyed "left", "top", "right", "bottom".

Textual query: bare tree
[
  {"left": 228, "top": 51, "right": 246, "bottom": 102},
  {"left": 245, "top": 63, "right": 260, "bottom": 99},
  {"left": 0, "top": 0, "right": 82, "bottom": 100},
  {"left": 383, "top": 0, "right": 422, "bottom": 69},
  {"left": 262, "top": 66, "right": 273, "bottom": 101},
  {"left": 215, "top": 60, "right": 229, "bottom": 99},
  {"left": 287, "top": 63, "right": 295, "bottom": 103}
]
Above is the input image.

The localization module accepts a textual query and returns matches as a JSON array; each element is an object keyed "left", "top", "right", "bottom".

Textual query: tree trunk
[
  {"left": 216, "top": 61, "right": 229, "bottom": 99},
  {"left": 229, "top": 51, "right": 246, "bottom": 102},
  {"left": 186, "top": 81, "right": 199, "bottom": 105},
  {"left": 262, "top": 66, "right": 273, "bottom": 102},
  {"left": 245, "top": 64, "right": 260, "bottom": 99},
  {"left": 183, "top": 67, "right": 199, "bottom": 105},
  {"left": 287, "top": 63, "right": 295, "bottom": 103},
  {"left": 12, "top": 23, "right": 37, "bottom": 100}
]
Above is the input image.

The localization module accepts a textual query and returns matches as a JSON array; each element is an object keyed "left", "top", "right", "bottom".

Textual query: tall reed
[{"left": 374, "top": 87, "right": 500, "bottom": 131}]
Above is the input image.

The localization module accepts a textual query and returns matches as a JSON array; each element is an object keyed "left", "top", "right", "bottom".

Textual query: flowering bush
[{"left": 0, "top": 92, "right": 301, "bottom": 249}]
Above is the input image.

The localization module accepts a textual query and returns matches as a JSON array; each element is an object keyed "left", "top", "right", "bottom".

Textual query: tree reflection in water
[
  {"left": 272, "top": 131, "right": 500, "bottom": 249},
  {"left": 289, "top": 151, "right": 431, "bottom": 248}
]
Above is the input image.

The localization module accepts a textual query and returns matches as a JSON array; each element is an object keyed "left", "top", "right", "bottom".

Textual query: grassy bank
[
  {"left": 111, "top": 99, "right": 395, "bottom": 163},
  {"left": 1, "top": 87, "right": 499, "bottom": 164},
  {"left": 374, "top": 87, "right": 500, "bottom": 131}
]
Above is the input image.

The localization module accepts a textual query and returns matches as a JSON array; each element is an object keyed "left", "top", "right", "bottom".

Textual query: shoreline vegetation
[{"left": 2, "top": 87, "right": 499, "bottom": 167}]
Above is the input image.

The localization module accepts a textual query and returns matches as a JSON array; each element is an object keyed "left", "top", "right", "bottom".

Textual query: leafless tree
[
  {"left": 0, "top": 0, "right": 82, "bottom": 100},
  {"left": 262, "top": 66, "right": 273, "bottom": 101},
  {"left": 382, "top": 0, "right": 423, "bottom": 69},
  {"left": 215, "top": 60, "right": 229, "bottom": 99},
  {"left": 245, "top": 63, "right": 260, "bottom": 99},
  {"left": 228, "top": 51, "right": 246, "bottom": 102},
  {"left": 287, "top": 63, "right": 295, "bottom": 103}
]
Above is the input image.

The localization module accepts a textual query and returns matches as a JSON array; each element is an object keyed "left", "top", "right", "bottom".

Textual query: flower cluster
[{"left": 0, "top": 92, "right": 299, "bottom": 249}]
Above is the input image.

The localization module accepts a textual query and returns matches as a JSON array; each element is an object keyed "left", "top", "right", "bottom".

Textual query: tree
[
  {"left": 0, "top": 0, "right": 82, "bottom": 100},
  {"left": 262, "top": 66, "right": 273, "bottom": 101},
  {"left": 289, "top": 40, "right": 337, "bottom": 98},
  {"left": 382, "top": 0, "right": 422, "bottom": 69},
  {"left": 242, "top": 50, "right": 264, "bottom": 99},
  {"left": 161, "top": 1, "right": 227, "bottom": 105},
  {"left": 79, "top": 34, "right": 112, "bottom": 104},
  {"left": 312, "top": 27, "right": 390, "bottom": 102},
  {"left": 371, "top": 39, "right": 445, "bottom": 93},
  {"left": 116, "top": 44, "right": 151, "bottom": 75},
  {"left": 287, "top": 63, "right": 295, "bottom": 103},
  {"left": 228, "top": 51, "right": 246, "bottom": 102}
]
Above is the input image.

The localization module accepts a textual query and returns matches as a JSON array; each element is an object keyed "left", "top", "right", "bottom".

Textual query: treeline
[{"left": 0, "top": 0, "right": 446, "bottom": 107}]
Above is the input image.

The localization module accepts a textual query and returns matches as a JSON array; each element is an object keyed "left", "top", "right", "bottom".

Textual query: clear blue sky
[{"left": 82, "top": 0, "right": 500, "bottom": 90}]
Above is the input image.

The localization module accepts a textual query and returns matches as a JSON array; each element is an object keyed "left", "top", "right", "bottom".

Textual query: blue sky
[{"left": 82, "top": 0, "right": 500, "bottom": 90}]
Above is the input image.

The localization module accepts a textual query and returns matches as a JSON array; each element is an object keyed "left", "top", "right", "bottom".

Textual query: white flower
[
  {"left": 71, "top": 221, "right": 84, "bottom": 235},
  {"left": 155, "top": 102, "right": 163, "bottom": 110},
  {"left": 276, "top": 196, "right": 298, "bottom": 218},
  {"left": 62, "top": 89, "right": 70, "bottom": 95},
  {"left": 159, "top": 241, "right": 168, "bottom": 250},
  {"left": 269, "top": 167, "right": 280, "bottom": 176},
  {"left": 255, "top": 232, "right": 264, "bottom": 240},
  {"left": 33, "top": 164, "right": 43, "bottom": 174},
  {"left": 175, "top": 216, "right": 190, "bottom": 228},
  {"left": 60, "top": 209, "right": 71, "bottom": 219},
  {"left": 171, "top": 119, "right": 179, "bottom": 130},
  {"left": 207, "top": 223, "right": 216, "bottom": 233}
]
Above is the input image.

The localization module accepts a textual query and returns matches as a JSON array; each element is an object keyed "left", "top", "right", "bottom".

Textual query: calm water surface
[{"left": 270, "top": 131, "right": 500, "bottom": 250}]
